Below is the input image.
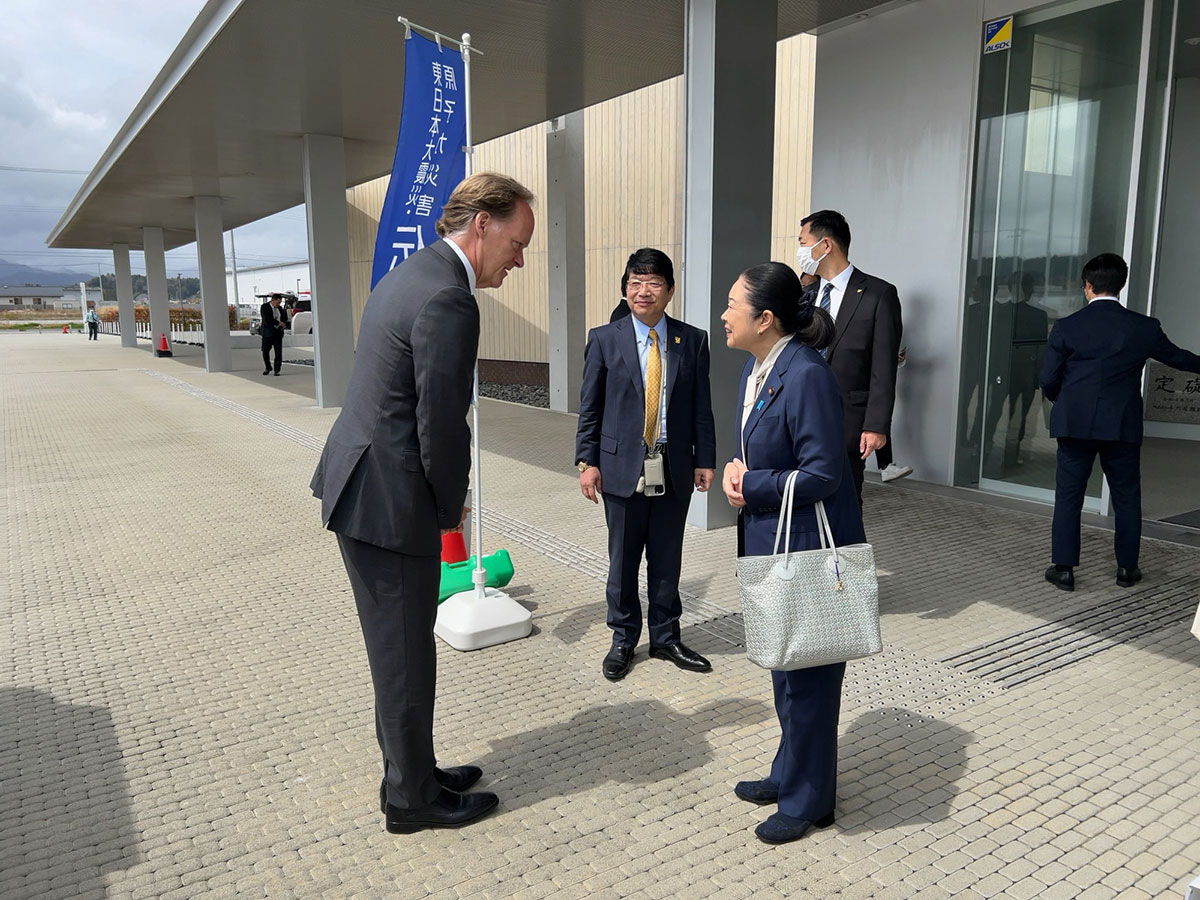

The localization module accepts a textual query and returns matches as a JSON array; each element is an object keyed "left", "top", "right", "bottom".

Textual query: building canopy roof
[{"left": 49, "top": 0, "right": 890, "bottom": 251}]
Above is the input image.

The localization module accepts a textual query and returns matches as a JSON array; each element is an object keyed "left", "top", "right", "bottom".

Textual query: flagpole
[{"left": 459, "top": 32, "right": 489, "bottom": 600}]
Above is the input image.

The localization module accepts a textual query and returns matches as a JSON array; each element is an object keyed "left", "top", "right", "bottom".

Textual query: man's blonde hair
[{"left": 435, "top": 172, "right": 534, "bottom": 237}]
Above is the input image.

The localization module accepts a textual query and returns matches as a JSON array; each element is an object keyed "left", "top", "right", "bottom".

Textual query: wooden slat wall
[
  {"left": 345, "top": 33, "right": 815, "bottom": 362},
  {"left": 346, "top": 177, "right": 389, "bottom": 343},
  {"left": 583, "top": 77, "right": 685, "bottom": 329},
  {"left": 771, "top": 35, "right": 817, "bottom": 265},
  {"left": 472, "top": 127, "right": 549, "bottom": 362}
]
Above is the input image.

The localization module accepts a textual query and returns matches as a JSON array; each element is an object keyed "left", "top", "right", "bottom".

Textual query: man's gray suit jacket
[{"left": 310, "top": 240, "right": 479, "bottom": 557}]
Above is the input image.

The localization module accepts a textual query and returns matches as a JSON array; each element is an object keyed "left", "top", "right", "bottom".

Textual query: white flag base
[{"left": 434, "top": 586, "right": 532, "bottom": 651}]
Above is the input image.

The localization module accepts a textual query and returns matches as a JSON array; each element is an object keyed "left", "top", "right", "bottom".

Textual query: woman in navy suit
[{"left": 721, "top": 262, "right": 865, "bottom": 844}]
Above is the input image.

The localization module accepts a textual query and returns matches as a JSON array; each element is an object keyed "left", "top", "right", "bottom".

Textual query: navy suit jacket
[
  {"left": 576, "top": 313, "right": 716, "bottom": 499},
  {"left": 737, "top": 339, "right": 864, "bottom": 556},
  {"left": 1039, "top": 298, "right": 1200, "bottom": 444}
]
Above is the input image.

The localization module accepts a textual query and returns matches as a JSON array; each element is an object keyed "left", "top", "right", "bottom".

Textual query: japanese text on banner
[{"left": 370, "top": 32, "right": 467, "bottom": 288}]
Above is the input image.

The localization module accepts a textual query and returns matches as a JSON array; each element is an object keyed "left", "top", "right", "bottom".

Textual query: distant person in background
[
  {"left": 796, "top": 210, "right": 903, "bottom": 506},
  {"left": 85, "top": 307, "right": 100, "bottom": 341},
  {"left": 798, "top": 267, "right": 910, "bottom": 484},
  {"left": 1041, "top": 253, "right": 1200, "bottom": 592},
  {"left": 260, "top": 293, "right": 288, "bottom": 376}
]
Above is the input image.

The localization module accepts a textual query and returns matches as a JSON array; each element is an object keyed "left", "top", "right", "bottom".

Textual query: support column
[
  {"left": 142, "top": 226, "right": 170, "bottom": 352},
  {"left": 682, "top": 0, "right": 777, "bottom": 529},
  {"left": 546, "top": 111, "right": 586, "bottom": 413},
  {"left": 193, "top": 196, "right": 232, "bottom": 372},
  {"left": 303, "top": 133, "right": 354, "bottom": 408},
  {"left": 113, "top": 243, "right": 136, "bottom": 348}
]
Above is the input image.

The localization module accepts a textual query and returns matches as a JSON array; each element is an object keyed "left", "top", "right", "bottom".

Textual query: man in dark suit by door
[
  {"left": 260, "top": 293, "right": 288, "bottom": 375},
  {"left": 795, "top": 210, "right": 903, "bottom": 504},
  {"left": 310, "top": 173, "right": 535, "bottom": 833},
  {"left": 1040, "top": 253, "right": 1200, "bottom": 591},
  {"left": 575, "top": 248, "right": 717, "bottom": 681}
]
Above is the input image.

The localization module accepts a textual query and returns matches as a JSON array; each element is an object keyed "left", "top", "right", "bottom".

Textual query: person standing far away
[
  {"left": 260, "top": 293, "right": 288, "bottom": 376},
  {"left": 1040, "top": 252, "right": 1200, "bottom": 593}
]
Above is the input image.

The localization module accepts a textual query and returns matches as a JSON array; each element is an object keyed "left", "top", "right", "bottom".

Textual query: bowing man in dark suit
[
  {"left": 575, "top": 248, "right": 717, "bottom": 681},
  {"left": 721, "top": 262, "right": 864, "bottom": 845},
  {"left": 310, "top": 173, "right": 535, "bottom": 834},
  {"left": 1040, "top": 253, "right": 1200, "bottom": 592},
  {"left": 795, "top": 210, "right": 903, "bottom": 505},
  {"left": 260, "top": 293, "right": 288, "bottom": 375}
]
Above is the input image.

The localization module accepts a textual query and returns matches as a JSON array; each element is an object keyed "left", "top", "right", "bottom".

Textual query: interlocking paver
[{"left": 3, "top": 333, "right": 1200, "bottom": 900}]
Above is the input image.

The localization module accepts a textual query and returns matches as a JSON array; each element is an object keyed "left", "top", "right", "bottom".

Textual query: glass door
[{"left": 956, "top": 0, "right": 1146, "bottom": 505}]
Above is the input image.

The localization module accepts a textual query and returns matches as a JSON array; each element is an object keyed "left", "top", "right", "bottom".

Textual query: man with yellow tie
[{"left": 576, "top": 248, "right": 717, "bottom": 680}]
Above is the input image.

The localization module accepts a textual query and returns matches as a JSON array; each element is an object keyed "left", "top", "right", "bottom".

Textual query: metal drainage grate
[
  {"left": 941, "top": 574, "right": 1199, "bottom": 688},
  {"left": 142, "top": 369, "right": 746, "bottom": 647}
]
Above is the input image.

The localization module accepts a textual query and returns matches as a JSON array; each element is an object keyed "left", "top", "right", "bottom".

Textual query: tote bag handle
[{"left": 770, "top": 471, "right": 840, "bottom": 571}]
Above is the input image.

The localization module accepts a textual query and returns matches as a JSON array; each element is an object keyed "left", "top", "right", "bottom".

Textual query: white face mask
[{"left": 795, "top": 239, "right": 827, "bottom": 277}]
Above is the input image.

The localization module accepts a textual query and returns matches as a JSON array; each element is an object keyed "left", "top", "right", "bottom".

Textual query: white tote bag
[{"left": 738, "top": 471, "right": 882, "bottom": 670}]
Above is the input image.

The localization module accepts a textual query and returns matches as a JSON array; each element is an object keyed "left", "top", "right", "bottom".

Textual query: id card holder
[{"left": 641, "top": 452, "right": 666, "bottom": 497}]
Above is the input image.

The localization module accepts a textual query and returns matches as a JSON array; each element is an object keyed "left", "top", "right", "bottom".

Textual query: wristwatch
[{"left": 576, "top": 460, "right": 593, "bottom": 473}]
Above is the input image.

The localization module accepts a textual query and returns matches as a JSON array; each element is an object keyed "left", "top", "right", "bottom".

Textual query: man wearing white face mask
[{"left": 796, "top": 210, "right": 903, "bottom": 506}]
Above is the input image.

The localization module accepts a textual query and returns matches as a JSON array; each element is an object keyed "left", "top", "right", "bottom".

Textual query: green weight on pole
[{"left": 437, "top": 549, "right": 515, "bottom": 603}]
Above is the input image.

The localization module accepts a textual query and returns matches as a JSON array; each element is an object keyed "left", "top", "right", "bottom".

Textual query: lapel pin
[
  {"left": 674, "top": 336, "right": 680, "bottom": 344},
  {"left": 756, "top": 400, "right": 764, "bottom": 410},
  {"left": 767, "top": 387, "right": 774, "bottom": 396}
]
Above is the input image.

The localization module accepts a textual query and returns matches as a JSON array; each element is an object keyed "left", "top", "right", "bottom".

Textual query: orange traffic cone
[
  {"left": 62, "top": 324, "right": 69, "bottom": 333},
  {"left": 440, "top": 530, "right": 468, "bottom": 564},
  {"left": 155, "top": 332, "right": 173, "bottom": 358}
]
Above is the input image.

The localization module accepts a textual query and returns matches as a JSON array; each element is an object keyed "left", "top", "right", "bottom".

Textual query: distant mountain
[{"left": 0, "top": 259, "right": 89, "bottom": 287}]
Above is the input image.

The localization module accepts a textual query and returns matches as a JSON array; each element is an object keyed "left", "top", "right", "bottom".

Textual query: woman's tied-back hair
[
  {"left": 740, "top": 261, "right": 836, "bottom": 351},
  {"left": 435, "top": 172, "right": 535, "bottom": 238}
]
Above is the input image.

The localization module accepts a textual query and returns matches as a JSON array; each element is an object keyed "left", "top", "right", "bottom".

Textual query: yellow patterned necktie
[{"left": 644, "top": 328, "right": 661, "bottom": 450}]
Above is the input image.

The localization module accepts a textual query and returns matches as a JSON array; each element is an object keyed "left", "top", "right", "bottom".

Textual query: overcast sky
[{"left": 0, "top": 0, "right": 308, "bottom": 278}]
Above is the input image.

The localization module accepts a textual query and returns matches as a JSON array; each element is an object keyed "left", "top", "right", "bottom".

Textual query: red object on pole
[{"left": 440, "top": 530, "right": 468, "bottom": 564}]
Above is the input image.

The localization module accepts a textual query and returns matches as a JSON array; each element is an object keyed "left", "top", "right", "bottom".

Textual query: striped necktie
[{"left": 819, "top": 282, "right": 833, "bottom": 312}]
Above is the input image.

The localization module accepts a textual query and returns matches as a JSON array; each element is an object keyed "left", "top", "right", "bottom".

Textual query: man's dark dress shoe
[
  {"left": 649, "top": 641, "right": 712, "bottom": 672},
  {"left": 602, "top": 644, "right": 634, "bottom": 681},
  {"left": 263, "top": 368, "right": 271, "bottom": 375},
  {"left": 1044, "top": 565, "right": 1074, "bottom": 592},
  {"left": 755, "top": 811, "right": 835, "bottom": 844},
  {"left": 734, "top": 779, "right": 779, "bottom": 804},
  {"left": 380, "top": 766, "right": 483, "bottom": 813},
  {"left": 1116, "top": 567, "right": 1142, "bottom": 588},
  {"left": 384, "top": 787, "right": 498, "bottom": 834}
]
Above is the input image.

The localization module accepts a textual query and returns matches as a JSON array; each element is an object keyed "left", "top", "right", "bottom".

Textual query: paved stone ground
[{"left": 3, "top": 331, "right": 1199, "bottom": 900}]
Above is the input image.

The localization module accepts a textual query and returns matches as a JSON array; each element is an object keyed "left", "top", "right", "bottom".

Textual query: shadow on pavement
[
  {"left": 477, "top": 697, "right": 772, "bottom": 811},
  {"left": 0, "top": 687, "right": 139, "bottom": 900},
  {"left": 836, "top": 706, "right": 973, "bottom": 832}
]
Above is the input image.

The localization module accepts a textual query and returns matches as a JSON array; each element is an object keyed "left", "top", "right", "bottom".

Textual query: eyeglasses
[{"left": 627, "top": 278, "right": 667, "bottom": 291}]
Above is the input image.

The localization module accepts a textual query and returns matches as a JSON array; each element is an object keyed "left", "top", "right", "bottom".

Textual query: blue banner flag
[{"left": 370, "top": 32, "right": 467, "bottom": 288}]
